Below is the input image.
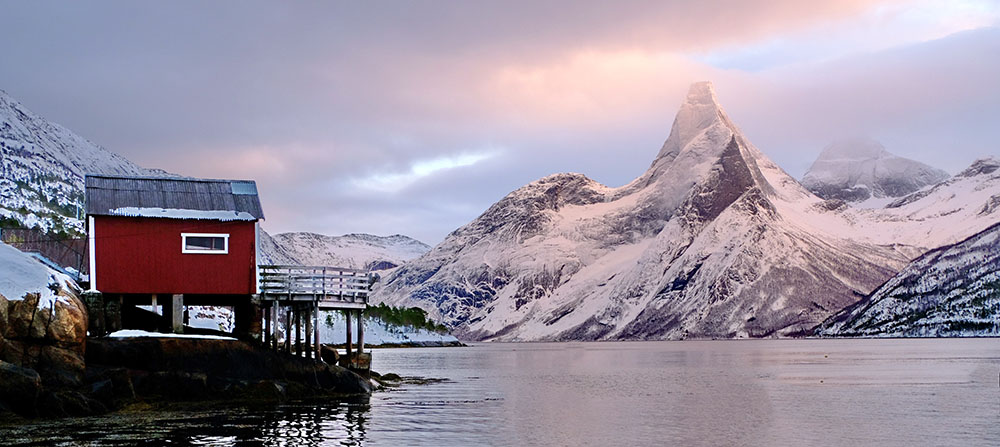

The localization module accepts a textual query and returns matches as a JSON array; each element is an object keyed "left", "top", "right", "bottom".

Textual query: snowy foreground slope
[
  {"left": 0, "top": 90, "right": 160, "bottom": 234},
  {"left": 819, "top": 222, "right": 1000, "bottom": 337},
  {"left": 259, "top": 230, "right": 430, "bottom": 270},
  {"left": 801, "top": 138, "right": 948, "bottom": 205},
  {"left": 375, "top": 82, "right": 1000, "bottom": 341},
  {"left": 0, "top": 241, "right": 76, "bottom": 306}
]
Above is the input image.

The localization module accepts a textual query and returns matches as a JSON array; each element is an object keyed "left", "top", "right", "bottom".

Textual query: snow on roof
[
  {"left": 0, "top": 241, "right": 75, "bottom": 307},
  {"left": 107, "top": 329, "right": 237, "bottom": 340},
  {"left": 108, "top": 207, "right": 256, "bottom": 221}
]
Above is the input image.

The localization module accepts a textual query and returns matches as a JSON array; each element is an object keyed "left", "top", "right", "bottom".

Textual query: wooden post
[
  {"left": 294, "top": 306, "right": 301, "bottom": 356},
  {"left": 151, "top": 294, "right": 158, "bottom": 315},
  {"left": 304, "top": 305, "right": 313, "bottom": 360},
  {"left": 271, "top": 304, "right": 279, "bottom": 351},
  {"left": 345, "top": 309, "right": 352, "bottom": 361},
  {"left": 314, "top": 307, "right": 321, "bottom": 361},
  {"left": 284, "top": 305, "right": 291, "bottom": 353},
  {"left": 171, "top": 294, "right": 184, "bottom": 334},
  {"left": 264, "top": 303, "right": 271, "bottom": 345},
  {"left": 357, "top": 308, "right": 364, "bottom": 356}
]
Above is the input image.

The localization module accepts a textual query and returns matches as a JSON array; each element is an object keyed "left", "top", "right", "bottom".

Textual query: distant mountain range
[
  {"left": 375, "top": 82, "right": 1000, "bottom": 341},
  {"left": 3, "top": 85, "right": 998, "bottom": 341},
  {"left": 259, "top": 231, "right": 430, "bottom": 271},
  {"left": 801, "top": 137, "right": 949, "bottom": 205}
]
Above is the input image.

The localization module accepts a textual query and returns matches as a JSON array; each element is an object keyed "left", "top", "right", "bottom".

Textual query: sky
[{"left": 1, "top": 0, "right": 999, "bottom": 244}]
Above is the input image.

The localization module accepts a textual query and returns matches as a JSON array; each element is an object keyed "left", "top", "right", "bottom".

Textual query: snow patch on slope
[{"left": 0, "top": 241, "right": 76, "bottom": 308}]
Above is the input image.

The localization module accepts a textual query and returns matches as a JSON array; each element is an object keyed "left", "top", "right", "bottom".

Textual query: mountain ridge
[{"left": 374, "top": 82, "right": 975, "bottom": 341}]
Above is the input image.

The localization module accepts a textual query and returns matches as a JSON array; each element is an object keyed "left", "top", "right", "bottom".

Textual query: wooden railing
[{"left": 258, "top": 265, "right": 378, "bottom": 305}]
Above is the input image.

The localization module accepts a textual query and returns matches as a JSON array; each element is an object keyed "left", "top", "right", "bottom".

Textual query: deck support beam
[
  {"left": 263, "top": 303, "right": 271, "bottom": 345},
  {"left": 284, "top": 306, "right": 291, "bottom": 353},
  {"left": 271, "top": 304, "right": 279, "bottom": 350},
  {"left": 171, "top": 294, "right": 184, "bottom": 334},
  {"left": 304, "top": 305, "right": 313, "bottom": 359},
  {"left": 345, "top": 309, "right": 352, "bottom": 360},
  {"left": 294, "top": 306, "right": 302, "bottom": 357},
  {"left": 357, "top": 308, "right": 364, "bottom": 356},
  {"left": 314, "top": 306, "right": 321, "bottom": 361}
]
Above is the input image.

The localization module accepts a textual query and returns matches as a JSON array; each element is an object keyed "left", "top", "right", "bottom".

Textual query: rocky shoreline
[{"left": 0, "top": 292, "right": 372, "bottom": 419}]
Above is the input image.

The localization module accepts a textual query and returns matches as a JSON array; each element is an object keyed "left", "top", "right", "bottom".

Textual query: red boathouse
[{"left": 85, "top": 174, "right": 264, "bottom": 337}]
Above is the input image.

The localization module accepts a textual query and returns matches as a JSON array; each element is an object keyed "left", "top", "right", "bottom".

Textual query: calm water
[{"left": 3, "top": 338, "right": 999, "bottom": 446}]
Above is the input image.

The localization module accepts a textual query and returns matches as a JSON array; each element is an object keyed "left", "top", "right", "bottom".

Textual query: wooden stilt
[
  {"left": 264, "top": 303, "right": 271, "bottom": 346},
  {"left": 345, "top": 309, "right": 352, "bottom": 361},
  {"left": 304, "top": 305, "right": 313, "bottom": 360},
  {"left": 284, "top": 305, "right": 292, "bottom": 353},
  {"left": 171, "top": 294, "right": 184, "bottom": 334},
  {"left": 271, "top": 304, "right": 279, "bottom": 351},
  {"left": 294, "top": 306, "right": 302, "bottom": 357},
  {"left": 314, "top": 306, "right": 321, "bottom": 361},
  {"left": 357, "top": 308, "right": 364, "bottom": 356}
]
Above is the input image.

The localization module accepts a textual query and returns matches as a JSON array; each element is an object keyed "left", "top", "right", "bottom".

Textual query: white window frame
[{"left": 181, "top": 233, "right": 230, "bottom": 254}]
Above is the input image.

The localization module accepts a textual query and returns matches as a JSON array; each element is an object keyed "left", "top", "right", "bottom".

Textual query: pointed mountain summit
[
  {"left": 377, "top": 82, "right": 983, "bottom": 341},
  {"left": 801, "top": 138, "right": 949, "bottom": 204}
]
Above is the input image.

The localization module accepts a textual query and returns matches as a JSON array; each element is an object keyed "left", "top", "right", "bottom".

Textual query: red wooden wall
[{"left": 93, "top": 217, "right": 256, "bottom": 295}]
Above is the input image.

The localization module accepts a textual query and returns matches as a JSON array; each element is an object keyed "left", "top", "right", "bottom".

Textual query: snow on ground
[
  {"left": 0, "top": 241, "right": 75, "bottom": 307},
  {"left": 107, "top": 329, "right": 237, "bottom": 340},
  {"left": 319, "top": 311, "right": 459, "bottom": 345}
]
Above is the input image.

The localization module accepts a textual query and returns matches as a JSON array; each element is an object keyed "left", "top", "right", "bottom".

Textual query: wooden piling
[
  {"left": 314, "top": 306, "right": 321, "bottom": 361},
  {"left": 304, "top": 305, "right": 313, "bottom": 359},
  {"left": 345, "top": 309, "right": 352, "bottom": 361},
  {"left": 284, "top": 305, "right": 292, "bottom": 353},
  {"left": 171, "top": 294, "right": 184, "bottom": 334},
  {"left": 357, "top": 308, "right": 364, "bottom": 356}
]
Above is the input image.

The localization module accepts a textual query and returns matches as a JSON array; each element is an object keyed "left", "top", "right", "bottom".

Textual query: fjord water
[{"left": 3, "top": 339, "right": 998, "bottom": 446}]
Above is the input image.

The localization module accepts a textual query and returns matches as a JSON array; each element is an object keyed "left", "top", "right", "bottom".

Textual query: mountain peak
[
  {"left": 685, "top": 81, "right": 720, "bottom": 106},
  {"left": 646, "top": 81, "right": 736, "bottom": 172},
  {"left": 801, "top": 138, "right": 949, "bottom": 202}
]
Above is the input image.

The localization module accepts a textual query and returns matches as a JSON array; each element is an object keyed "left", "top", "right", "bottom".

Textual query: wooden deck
[{"left": 258, "top": 265, "right": 378, "bottom": 309}]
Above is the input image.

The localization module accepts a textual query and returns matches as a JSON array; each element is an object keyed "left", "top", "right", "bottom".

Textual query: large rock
[
  {"left": 0, "top": 292, "right": 88, "bottom": 387},
  {"left": 0, "top": 360, "right": 42, "bottom": 417}
]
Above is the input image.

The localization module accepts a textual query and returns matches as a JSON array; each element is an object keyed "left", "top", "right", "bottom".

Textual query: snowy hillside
[
  {"left": 800, "top": 138, "right": 948, "bottom": 206},
  {"left": 0, "top": 89, "right": 161, "bottom": 234},
  {"left": 375, "top": 82, "right": 1000, "bottom": 342},
  {"left": 820, "top": 222, "right": 1000, "bottom": 337},
  {"left": 262, "top": 231, "right": 430, "bottom": 270}
]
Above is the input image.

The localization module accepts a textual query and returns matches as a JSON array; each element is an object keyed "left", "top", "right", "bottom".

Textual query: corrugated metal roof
[{"left": 85, "top": 174, "right": 264, "bottom": 220}]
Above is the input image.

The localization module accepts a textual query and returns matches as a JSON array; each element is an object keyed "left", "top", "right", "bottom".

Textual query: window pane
[{"left": 185, "top": 236, "right": 225, "bottom": 251}]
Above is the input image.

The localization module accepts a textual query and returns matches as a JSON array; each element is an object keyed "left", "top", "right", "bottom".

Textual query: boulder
[
  {"left": 320, "top": 344, "right": 340, "bottom": 364},
  {"left": 47, "top": 294, "right": 87, "bottom": 347},
  {"left": 0, "top": 361, "right": 41, "bottom": 417},
  {"left": 37, "top": 345, "right": 85, "bottom": 387}
]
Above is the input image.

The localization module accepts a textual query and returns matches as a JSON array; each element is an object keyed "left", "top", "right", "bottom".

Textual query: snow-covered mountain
[
  {"left": 819, "top": 221, "right": 1000, "bottom": 337},
  {"left": 260, "top": 230, "right": 430, "bottom": 271},
  {"left": 374, "top": 82, "right": 1000, "bottom": 341},
  {"left": 801, "top": 138, "right": 949, "bottom": 205},
  {"left": 0, "top": 89, "right": 161, "bottom": 234}
]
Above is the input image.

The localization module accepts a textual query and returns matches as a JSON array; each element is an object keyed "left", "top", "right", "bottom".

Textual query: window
[{"left": 181, "top": 233, "right": 229, "bottom": 254}]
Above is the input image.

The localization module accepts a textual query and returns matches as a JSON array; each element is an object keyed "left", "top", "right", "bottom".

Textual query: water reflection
[
  {"left": 1, "top": 339, "right": 998, "bottom": 446},
  {"left": 0, "top": 397, "right": 372, "bottom": 447}
]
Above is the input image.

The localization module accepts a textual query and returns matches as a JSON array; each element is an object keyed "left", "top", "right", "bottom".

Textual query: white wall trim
[
  {"left": 88, "top": 216, "right": 97, "bottom": 291},
  {"left": 181, "top": 232, "right": 230, "bottom": 254},
  {"left": 254, "top": 222, "right": 261, "bottom": 294}
]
